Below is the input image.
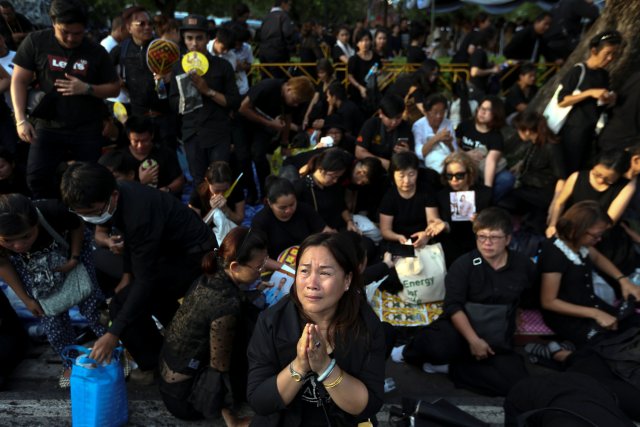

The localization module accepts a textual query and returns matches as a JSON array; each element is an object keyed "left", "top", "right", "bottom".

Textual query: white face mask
[{"left": 78, "top": 198, "right": 115, "bottom": 225}]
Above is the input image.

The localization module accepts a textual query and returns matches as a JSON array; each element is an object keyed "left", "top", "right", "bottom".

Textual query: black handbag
[
  {"left": 464, "top": 301, "right": 513, "bottom": 351},
  {"left": 389, "top": 397, "right": 489, "bottom": 427}
]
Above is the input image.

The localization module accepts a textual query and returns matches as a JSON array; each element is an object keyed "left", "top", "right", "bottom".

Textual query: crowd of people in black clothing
[{"left": 2, "top": 0, "right": 640, "bottom": 425}]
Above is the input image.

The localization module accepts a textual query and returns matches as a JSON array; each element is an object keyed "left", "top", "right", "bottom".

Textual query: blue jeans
[{"left": 492, "top": 170, "right": 516, "bottom": 204}]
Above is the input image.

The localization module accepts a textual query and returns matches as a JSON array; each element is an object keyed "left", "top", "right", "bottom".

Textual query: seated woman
[
  {"left": 189, "top": 161, "right": 245, "bottom": 225},
  {"left": 159, "top": 227, "right": 267, "bottom": 424},
  {"left": 540, "top": 201, "right": 640, "bottom": 349},
  {"left": 247, "top": 232, "right": 385, "bottom": 425},
  {"left": 379, "top": 152, "right": 430, "bottom": 252},
  {"left": 394, "top": 208, "right": 535, "bottom": 396},
  {"left": 0, "top": 194, "right": 106, "bottom": 388},
  {"left": 302, "top": 59, "right": 336, "bottom": 131},
  {"left": 425, "top": 152, "right": 492, "bottom": 266},
  {"left": 252, "top": 177, "right": 330, "bottom": 271},
  {"left": 498, "top": 111, "right": 566, "bottom": 233},
  {"left": 293, "top": 148, "right": 356, "bottom": 232},
  {"left": 504, "top": 63, "right": 537, "bottom": 119},
  {"left": 537, "top": 201, "right": 640, "bottom": 421},
  {"left": 546, "top": 150, "right": 638, "bottom": 273},
  {"left": 455, "top": 95, "right": 511, "bottom": 202}
]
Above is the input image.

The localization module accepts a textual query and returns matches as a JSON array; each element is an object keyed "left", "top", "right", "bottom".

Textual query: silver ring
[{"left": 314, "top": 341, "right": 321, "bottom": 348}]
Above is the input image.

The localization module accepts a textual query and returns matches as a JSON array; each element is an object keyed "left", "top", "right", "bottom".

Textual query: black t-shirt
[
  {"left": 247, "top": 78, "right": 287, "bottom": 120},
  {"left": 120, "top": 145, "right": 183, "bottom": 190},
  {"left": 505, "top": 84, "right": 537, "bottom": 116},
  {"left": 111, "top": 38, "right": 170, "bottom": 116},
  {"left": 189, "top": 184, "right": 244, "bottom": 218},
  {"left": 559, "top": 63, "right": 609, "bottom": 129},
  {"left": 379, "top": 186, "right": 429, "bottom": 238},
  {"left": 294, "top": 175, "right": 347, "bottom": 230},
  {"left": 452, "top": 30, "right": 480, "bottom": 64},
  {"left": 357, "top": 116, "right": 414, "bottom": 160},
  {"left": 251, "top": 201, "right": 326, "bottom": 259},
  {"left": 469, "top": 48, "right": 490, "bottom": 92},
  {"left": 406, "top": 46, "right": 426, "bottom": 64},
  {"left": 14, "top": 29, "right": 118, "bottom": 130},
  {"left": 336, "top": 100, "right": 364, "bottom": 136},
  {"left": 29, "top": 199, "right": 82, "bottom": 253},
  {"left": 455, "top": 119, "right": 504, "bottom": 153},
  {"left": 347, "top": 53, "right": 381, "bottom": 100}
]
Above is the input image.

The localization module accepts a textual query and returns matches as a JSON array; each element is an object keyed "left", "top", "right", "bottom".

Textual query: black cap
[{"left": 180, "top": 14, "right": 208, "bottom": 32}]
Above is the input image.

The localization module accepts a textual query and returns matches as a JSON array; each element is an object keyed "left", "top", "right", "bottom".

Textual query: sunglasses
[{"left": 445, "top": 172, "right": 467, "bottom": 181}]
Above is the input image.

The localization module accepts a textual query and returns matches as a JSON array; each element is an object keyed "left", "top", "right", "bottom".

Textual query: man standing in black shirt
[
  {"left": 11, "top": 0, "right": 119, "bottom": 198},
  {"left": 170, "top": 15, "right": 240, "bottom": 187},
  {"left": 258, "top": 0, "right": 295, "bottom": 78},
  {"left": 61, "top": 162, "right": 215, "bottom": 382},
  {"left": 504, "top": 13, "right": 553, "bottom": 63},
  {"left": 111, "top": 6, "right": 176, "bottom": 147}
]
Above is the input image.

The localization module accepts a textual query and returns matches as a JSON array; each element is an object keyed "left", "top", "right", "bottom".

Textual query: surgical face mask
[{"left": 77, "top": 198, "right": 114, "bottom": 224}]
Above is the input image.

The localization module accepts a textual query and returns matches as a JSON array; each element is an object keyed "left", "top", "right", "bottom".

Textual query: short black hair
[
  {"left": 215, "top": 26, "right": 235, "bottom": 49},
  {"left": 0, "top": 1, "right": 15, "bottom": 10},
  {"left": 379, "top": 94, "right": 405, "bottom": 119},
  {"left": 423, "top": 93, "right": 448, "bottom": 111},
  {"left": 589, "top": 30, "right": 623, "bottom": 52},
  {"left": 60, "top": 162, "right": 117, "bottom": 209},
  {"left": 327, "top": 81, "right": 347, "bottom": 101},
  {"left": 265, "top": 176, "right": 295, "bottom": 203},
  {"left": 534, "top": 12, "right": 551, "bottom": 22},
  {"left": 518, "top": 62, "right": 537, "bottom": 76},
  {"left": 390, "top": 151, "right": 419, "bottom": 174},
  {"left": 125, "top": 115, "right": 154, "bottom": 136},
  {"left": 49, "top": 0, "right": 88, "bottom": 25},
  {"left": 0, "top": 194, "right": 38, "bottom": 237},
  {"left": 473, "top": 207, "right": 513, "bottom": 236}
]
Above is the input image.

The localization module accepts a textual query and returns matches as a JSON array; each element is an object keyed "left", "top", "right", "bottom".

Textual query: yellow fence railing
[{"left": 248, "top": 62, "right": 561, "bottom": 94}]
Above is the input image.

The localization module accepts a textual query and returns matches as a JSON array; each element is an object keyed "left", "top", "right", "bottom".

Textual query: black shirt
[
  {"left": 108, "top": 181, "right": 215, "bottom": 336},
  {"left": 170, "top": 51, "right": 240, "bottom": 144},
  {"left": 505, "top": 84, "right": 537, "bottom": 116},
  {"left": 469, "top": 48, "right": 491, "bottom": 92},
  {"left": 406, "top": 46, "right": 426, "bottom": 64},
  {"left": 379, "top": 186, "right": 429, "bottom": 239},
  {"left": 13, "top": 29, "right": 118, "bottom": 131},
  {"left": 294, "top": 175, "right": 347, "bottom": 230},
  {"left": 357, "top": 116, "right": 414, "bottom": 160},
  {"left": 455, "top": 119, "right": 504, "bottom": 153},
  {"left": 336, "top": 100, "right": 364, "bottom": 136},
  {"left": 558, "top": 63, "right": 609, "bottom": 130},
  {"left": 504, "top": 26, "right": 549, "bottom": 62},
  {"left": 444, "top": 248, "right": 536, "bottom": 318},
  {"left": 120, "top": 145, "right": 183, "bottom": 191},
  {"left": 111, "top": 38, "right": 169, "bottom": 116},
  {"left": 251, "top": 201, "right": 326, "bottom": 259},
  {"left": 347, "top": 53, "right": 381, "bottom": 101},
  {"left": 247, "top": 78, "right": 287, "bottom": 120}
]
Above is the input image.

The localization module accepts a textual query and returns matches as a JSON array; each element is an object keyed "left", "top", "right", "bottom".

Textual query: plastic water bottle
[
  {"left": 156, "top": 79, "right": 168, "bottom": 99},
  {"left": 364, "top": 63, "right": 379, "bottom": 85}
]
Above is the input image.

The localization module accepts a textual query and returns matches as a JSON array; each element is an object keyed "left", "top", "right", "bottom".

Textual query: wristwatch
[{"left": 289, "top": 362, "right": 303, "bottom": 382}]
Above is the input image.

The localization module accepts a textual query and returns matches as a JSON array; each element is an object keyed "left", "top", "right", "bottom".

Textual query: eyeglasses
[
  {"left": 476, "top": 234, "right": 506, "bottom": 243},
  {"left": 445, "top": 172, "right": 467, "bottom": 181},
  {"left": 132, "top": 21, "right": 151, "bottom": 27},
  {"left": 244, "top": 256, "right": 268, "bottom": 273}
]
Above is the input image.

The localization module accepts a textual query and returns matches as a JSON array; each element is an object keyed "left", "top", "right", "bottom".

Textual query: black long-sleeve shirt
[{"left": 108, "top": 181, "right": 214, "bottom": 336}]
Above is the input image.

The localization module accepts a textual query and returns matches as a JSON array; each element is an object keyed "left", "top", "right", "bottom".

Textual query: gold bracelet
[{"left": 323, "top": 370, "right": 343, "bottom": 389}]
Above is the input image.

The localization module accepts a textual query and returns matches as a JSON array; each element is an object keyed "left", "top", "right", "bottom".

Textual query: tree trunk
[{"left": 528, "top": 0, "right": 640, "bottom": 112}]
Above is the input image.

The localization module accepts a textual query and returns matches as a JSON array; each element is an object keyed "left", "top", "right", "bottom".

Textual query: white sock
[
  {"left": 422, "top": 363, "right": 449, "bottom": 374},
  {"left": 391, "top": 345, "right": 405, "bottom": 363}
]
